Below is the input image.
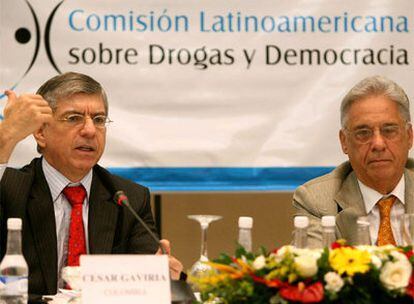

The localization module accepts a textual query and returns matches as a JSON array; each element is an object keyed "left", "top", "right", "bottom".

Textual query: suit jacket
[
  {"left": 0, "top": 158, "right": 159, "bottom": 295},
  {"left": 293, "top": 160, "right": 414, "bottom": 248}
]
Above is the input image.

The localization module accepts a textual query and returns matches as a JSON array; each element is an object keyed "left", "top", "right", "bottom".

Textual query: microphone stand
[{"left": 114, "top": 191, "right": 195, "bottom": 303}]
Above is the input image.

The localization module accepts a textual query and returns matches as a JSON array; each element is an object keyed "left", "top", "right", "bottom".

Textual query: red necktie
[{"left": 63, "top": 185, "right": 87, "bottom": 266}]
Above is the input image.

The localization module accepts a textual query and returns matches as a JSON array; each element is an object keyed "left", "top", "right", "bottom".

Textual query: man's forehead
[
  {"left": 55, "top": 94, "right": 106, "bottom": 113},
  {"left": 347, "top": 96, "right": 403, "bottom": 123}
]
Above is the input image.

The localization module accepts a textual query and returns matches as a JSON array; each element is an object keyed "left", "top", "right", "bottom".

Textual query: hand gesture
[
  {"left": 0, "top": 91, "right": 53, "bottom": 163},
  {"left": 2, "top": 90, "right": 53, "bottom": 142}
]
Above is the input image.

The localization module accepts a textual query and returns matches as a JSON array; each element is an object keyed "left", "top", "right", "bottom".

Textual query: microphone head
[{"left": 114, "top": 190, "right": 129, "bottom": 206}]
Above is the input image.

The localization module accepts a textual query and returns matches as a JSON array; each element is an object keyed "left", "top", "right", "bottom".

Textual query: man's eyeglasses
[
  {"left": 345, "top": 123, "right": 409, "bottom": 144},
  {"left": 56, "top": 113, "right": 113, "bottom": 128}
]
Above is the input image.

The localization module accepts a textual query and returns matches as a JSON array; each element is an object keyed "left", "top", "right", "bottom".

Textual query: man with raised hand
[
  {"left": 0, "top": 72, "right": 183, "bottom": 295},
  {"left": 293, "top": 76, "right": 414, "bottom": 248}
]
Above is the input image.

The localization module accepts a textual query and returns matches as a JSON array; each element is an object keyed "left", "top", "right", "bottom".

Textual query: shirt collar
[
  {"left": 358, "top": 175, "right": 405, "bottom": 213},
  {"left": 42, "top": 157, "right": 93, "bottom": 202}
]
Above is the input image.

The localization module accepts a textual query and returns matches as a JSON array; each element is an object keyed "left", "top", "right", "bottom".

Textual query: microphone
[
  {"left": 109, "top": 180, "right": 194, "bottom": 301},
  {"left": 113, "top": 190, "right": 167, "bottom": 255}
]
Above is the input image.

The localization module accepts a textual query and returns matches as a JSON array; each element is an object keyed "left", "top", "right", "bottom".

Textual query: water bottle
[
  {"left": 0, "top": 218, "right": 28, "bottom": 304},
  {"left": 356, "top": 216, "right": 372, "bottom": 245},
  {"left": 293, "top": 216, "right": 309, "bottom": 248},
  {"left": 321, "top": 216, "right": 336, "bottom": 248},
  {"left": 238, "top": 217, "right": 253, "bottom": 252}
]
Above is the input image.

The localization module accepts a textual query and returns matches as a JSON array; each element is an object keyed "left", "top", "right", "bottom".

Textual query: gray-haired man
[
  {"left": 0, "top": 72, "right": 183, "bottom": 295},
  {"left": 293, "top": 76, "right": 414, "bottom": 248}
]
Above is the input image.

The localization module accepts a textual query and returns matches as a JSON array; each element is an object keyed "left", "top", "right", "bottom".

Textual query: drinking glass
[
  {"left": 60, "top": 266, "right": 82, "bottom": 303},
  {"left": 400, "top": 213, "right": 414, "bottom": 246},
  {"left": 187, "top": 215, "right": 222, "bottom": 291}
]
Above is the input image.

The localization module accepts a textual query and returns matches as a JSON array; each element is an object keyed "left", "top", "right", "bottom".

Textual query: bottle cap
[
  {"left": 294, "top": 216, "right": 309, "bottom": 228},
  {"left": 7, "top": 218, "right": 22, "bottom": 230},
  {"left": 321, "top": 215, "right": 336, "bottom": 227},
  {"left": 238, "top": 216, "right": 253, "bottom": 229},
  {"left": 357, "top": 216, "right": 370, "bottom": 226}
]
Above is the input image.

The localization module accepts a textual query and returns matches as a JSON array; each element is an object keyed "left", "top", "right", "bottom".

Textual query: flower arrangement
[{"left": 191, "top": 242, "right": 414, "bottom": 304}]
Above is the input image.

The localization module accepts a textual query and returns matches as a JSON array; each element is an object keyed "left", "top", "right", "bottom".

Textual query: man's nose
[
  {"left": 79, "top": 116, "right": 97, "bottom": 137},
  {"left": 371, "top": 129, "right": 386, "bottom": 150}
]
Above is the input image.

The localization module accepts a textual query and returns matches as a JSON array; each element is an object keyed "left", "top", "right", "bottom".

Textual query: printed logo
[
  {"left": 0, "top": 0, "right": 64, "bottom": 120},
  {"left": 0, "top": 0, "right": 40, "bottom": 119}
]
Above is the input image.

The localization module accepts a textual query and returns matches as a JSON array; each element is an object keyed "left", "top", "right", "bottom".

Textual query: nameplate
[{"left": 81, "top": 255, "right": 171, "bottom": 304}]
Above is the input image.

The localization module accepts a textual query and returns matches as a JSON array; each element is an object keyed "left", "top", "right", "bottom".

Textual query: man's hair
[
  {"left": 340, "top": 75, "right": 410, "bottom": 128},
  {"left": 36, "top": 72, "right": 108, "bottom": 153},
  {"left": 36, "top": 71, "right": 108, "bottom": 113}
]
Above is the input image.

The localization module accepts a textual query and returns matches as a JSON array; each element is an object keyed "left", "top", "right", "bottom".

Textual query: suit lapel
[
  {"left": 405, "top": 168, "right": 414, "bottom": 213},
  {"left": 88, "top": 172, "right": 118, "bottom": 254},
  {"left": 334, "top": 171, "right": 367, "bottom": 245},
  {"left": 26, "top": 160, "right": 58, "bottom": 293}
]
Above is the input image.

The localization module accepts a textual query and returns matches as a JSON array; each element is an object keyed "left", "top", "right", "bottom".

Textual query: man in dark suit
[{"left": 0, "top": 72, "right": 183, "bottom": 295}]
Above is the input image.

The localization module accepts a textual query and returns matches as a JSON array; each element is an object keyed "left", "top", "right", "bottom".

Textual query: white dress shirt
[
  {"left": 0, "top": 159, "right": 92, "bottom": 287},
  {"left": 0, "top": 164, "right": 5, "bottom": 180},
  {"left": 358, "top": 177, "right": 405, "bottom": 245}
]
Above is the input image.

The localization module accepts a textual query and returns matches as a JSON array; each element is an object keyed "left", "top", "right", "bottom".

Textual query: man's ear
[
  {"left": 33, "top": 126, "right": 46, "bottom": 150},
  {"left": 339, "top": 129, "right": 348, "bottom": 154},
  {"left": 407, "top": 123, "right": 413, "bottom": 149}
]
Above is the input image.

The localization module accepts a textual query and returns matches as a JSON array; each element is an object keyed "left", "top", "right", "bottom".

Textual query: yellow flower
[{"left": 329, "top": 247, "right": 371, "bottom": 276}]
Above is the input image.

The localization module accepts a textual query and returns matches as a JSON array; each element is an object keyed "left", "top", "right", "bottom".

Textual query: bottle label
[{"left": 0, "top": 276, "right": 28, "bottom": 295}]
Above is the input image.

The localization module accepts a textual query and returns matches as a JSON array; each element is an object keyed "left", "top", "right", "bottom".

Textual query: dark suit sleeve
[
  {"left": 0, "top": 166, "right": 4, "bottom": 255},
  {"left": 126, "top": 185, "right": 159, "bottom": 254},
  {"left": 0, "top": 164, "right": 6, "bottom": 211}
]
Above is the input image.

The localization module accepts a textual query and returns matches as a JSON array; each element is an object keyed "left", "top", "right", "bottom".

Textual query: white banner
[{"left": 1, "top": 0, "right": 413, "bottom": 190}]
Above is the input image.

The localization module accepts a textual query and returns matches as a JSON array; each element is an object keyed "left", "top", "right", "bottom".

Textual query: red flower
[
  {"left": 404, "top": 249, "right": 413, "bottom": 261},
  {"left": 330, "top": 239, "right": 353, "bottom": 250},
  {"left": 250, "top": 274, "right": 284, "bottom": 288},
  {"left": 407, "top": 273, "right": 414, "bottom": 299},
  {"left": 279, "top": 282, "right": 324, "bottom": 303},
  {"left": 330, "top": 242, "right": 342, "bottom": 249}
]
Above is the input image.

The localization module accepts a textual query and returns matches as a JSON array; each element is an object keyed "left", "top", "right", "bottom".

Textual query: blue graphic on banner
[
  {"left": 108, "top": 167, "right": 335, "bottom": 192},
  {"left": 0, "top": 92, "right": 4, "bottom": 119}
]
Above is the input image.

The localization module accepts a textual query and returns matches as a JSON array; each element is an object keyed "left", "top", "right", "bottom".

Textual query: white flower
[
  {"left": 268, "top": 253, "right": 280, "bottom": 263},
  {"left": 324, "top": 271, "right": 344, "bottom": 293},
  {"left": 294, "top": 254, "right": 318, "bottom": 278},
  {"left": 270, "top": 246, "right": 294, "bottom": 263},
  {"left": 379, "top": 245, "right": 396, "bottom": 251},
  {"left": 373, "top": 245, "right": 396, "bottom": 260},
  {"left": 253, "top": 255, "right": 266, "bottom": 270},
  {"left": 293, "top": 248, "right": 322, "bottom": 260},
  {"left": 389, "top": 251, "right": 407, "bottom": 263},
  {"left": 380, "top": 259, "right": 412, "bottom": 290},
  {"left": 356, "top": 245, "right": 376, "bottom": 253},
  {"left": 276, "top": 245, "right": 294, "bottom": 258},
  {"left": 371, "top": 255, "right": 382, "bottom": 269}
]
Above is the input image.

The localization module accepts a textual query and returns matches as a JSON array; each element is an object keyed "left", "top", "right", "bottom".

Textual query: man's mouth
[
  {"left": 369, "top": 159, "right": 391, "bottom": 164},
  {"left": 75, "top": 145, "right": 96, "bottom": 152}
]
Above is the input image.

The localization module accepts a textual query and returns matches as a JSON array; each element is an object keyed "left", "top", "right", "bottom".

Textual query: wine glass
[{"left": 187, "top": 215, "right": 222, "bottom": 291}]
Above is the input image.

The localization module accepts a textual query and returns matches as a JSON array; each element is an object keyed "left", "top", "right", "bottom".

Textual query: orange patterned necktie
[{"left": 376, "top": 196, "right": 397, "bottom": 246}]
